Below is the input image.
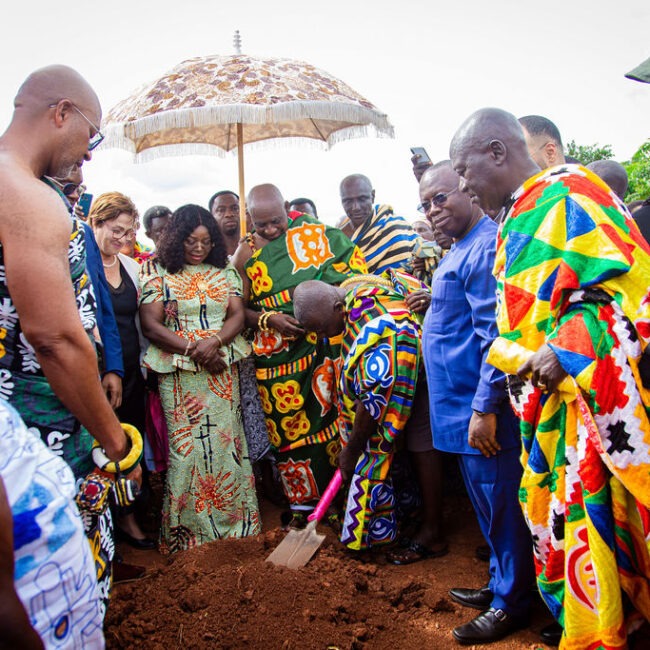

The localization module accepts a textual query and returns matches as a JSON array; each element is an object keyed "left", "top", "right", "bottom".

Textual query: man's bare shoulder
[{"left": 0, "top": 158, "right": 72, "bottom": 243}]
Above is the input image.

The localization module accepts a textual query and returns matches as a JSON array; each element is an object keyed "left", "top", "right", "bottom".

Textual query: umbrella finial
[{"left": 233, "top": 30, "right": 242, "bottom": 55}]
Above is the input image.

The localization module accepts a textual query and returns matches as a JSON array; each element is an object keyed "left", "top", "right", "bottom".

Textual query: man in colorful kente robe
[
  {"left": 339, "top": 174, "right": 418, "bottom": 274},
  {"left": 233, "top": 184, "right": 366, "bottom": 522},
  {"left": 294, "top": 270, "right": 421, "bottom": 550},
  {"left": 451, "top": 107, "right": 650, "bottom": 649}
]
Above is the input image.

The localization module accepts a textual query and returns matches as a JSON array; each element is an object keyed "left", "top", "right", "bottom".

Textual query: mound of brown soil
[{"left": 106, "top": 494, "right": 554, "bottom": 649}]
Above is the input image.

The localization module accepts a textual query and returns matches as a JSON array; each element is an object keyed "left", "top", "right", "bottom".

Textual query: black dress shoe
[
  {"left": 453, "top": 608, "right": 529, "bottom": 645},
  {"left": 116, "top": 527, "right": 157, "bottom": 550},
  {"left": 540, "top": 621, "right": 563, "bottom": 646},
  {"left": 449, "top": 586, "right": 493, "bottom": 610},
  {"left": 475, "top": 544, "right": 490, "bottom": 562}
]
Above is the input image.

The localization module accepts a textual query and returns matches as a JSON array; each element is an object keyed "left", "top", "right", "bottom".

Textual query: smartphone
[
  {"left": 410, "top": 147, "right": 431, "bottom": 164},
  {"left": 77, "top": 193, "right": 93, "bottom": 219}
]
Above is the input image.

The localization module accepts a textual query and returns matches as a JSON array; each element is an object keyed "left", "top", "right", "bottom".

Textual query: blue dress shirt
[{"left": 422, "top": 215, "right": 518, "bottom": 453}]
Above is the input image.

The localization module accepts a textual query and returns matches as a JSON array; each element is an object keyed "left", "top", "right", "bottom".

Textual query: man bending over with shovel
[{"left": 293, "top": 270, "right": 421, "bottom": 551}]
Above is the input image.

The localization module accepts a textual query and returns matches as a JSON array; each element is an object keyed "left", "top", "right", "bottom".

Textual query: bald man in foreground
[
  {"left": 451, "top": 107, "right": 650, "bottom": 649},
  {"left": 0, "top": 66, "right": 141, "bottom": 641}
]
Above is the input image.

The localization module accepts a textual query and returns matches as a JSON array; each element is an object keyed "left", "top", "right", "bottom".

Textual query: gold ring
[{"left": 538, "top": 382, "right": 548, "bottom": 391}]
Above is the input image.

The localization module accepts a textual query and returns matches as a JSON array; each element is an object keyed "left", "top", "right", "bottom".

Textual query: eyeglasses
[
  {"left": 49, "top": 101, "right": 104, "bottom": 151},
  {"left": 417, "top": 187, "right": 460, "bottom": 213},
  {"left": 107, "top": 225, "right": 136, "bottom": 241}
]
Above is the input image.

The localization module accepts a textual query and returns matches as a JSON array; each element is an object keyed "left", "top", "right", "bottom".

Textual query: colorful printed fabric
[
  {"left": 339, "top": 270, "right": 421, "bottom": 550},
  {"left": 0, "top": 215, "right": 97, "bottom": 479},
  {"left": 350, "top": 204, "right": 417, "bottom": 275},
  {"left": 0, "top": 188, "right": 114, "bottom": 612},
  {"left": 133, "top": 240, "right": 154, "bottom": 264},
  {"left": 0, "top": 400, "right": 104, "bottom": 648},
  {"left": 140, "top": 261, "right": 260, "bottom": 552},
  {"left": 245, "top": 213, "right": 367, "bottom": 508},
  {"left": 488, "top": 165, "right": 650, "bottom": 649}
]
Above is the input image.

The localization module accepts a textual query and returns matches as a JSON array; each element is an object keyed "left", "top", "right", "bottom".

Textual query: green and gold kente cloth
[
  {"left": 488, "top": 165, "right": 650, "bottom": 649},
  {"left": 245, "top": 213, "right": 367, "bottom": 507}
]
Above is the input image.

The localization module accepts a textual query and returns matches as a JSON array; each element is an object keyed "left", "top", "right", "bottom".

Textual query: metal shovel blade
[
  {"left": 266, "top": 520, "right": 326, "bottom": 569},
  {"left": 266, "top": 470, "right": 342, "bottom": 569}
]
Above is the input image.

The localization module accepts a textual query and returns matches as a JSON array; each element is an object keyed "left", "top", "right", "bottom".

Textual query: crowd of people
[{"left": 0, "top": 64, "right": 649, "bottom": 650}]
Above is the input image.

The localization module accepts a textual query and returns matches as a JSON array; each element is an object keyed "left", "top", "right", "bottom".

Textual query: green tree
[
  {"left": 623, "top": 141, "right": 650, "bottom": 202},
  {"left": 566, "top": 140, "right": 614, "bottom": 165}
]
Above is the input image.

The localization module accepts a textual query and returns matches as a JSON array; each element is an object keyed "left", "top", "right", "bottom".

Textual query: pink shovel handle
[{"left": 308, "top": 469, "right": 342, "bottom": 523}]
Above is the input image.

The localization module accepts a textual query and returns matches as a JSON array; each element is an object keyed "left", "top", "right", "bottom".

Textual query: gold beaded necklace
[{"left": 340, "top": 274, "right": 394, "bottom": 290}]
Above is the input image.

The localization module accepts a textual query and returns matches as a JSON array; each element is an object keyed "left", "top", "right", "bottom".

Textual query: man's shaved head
[
  {"left": 293, "top": 280, "right": 345, "bottom": 338},
  {"left": 587, "top": 160, "right": 629, "bottom": 200},
  {"left": 450, "top": 108, "right": 539, "bottom": 214},
  {"left": 2, "top": 65, "right": 102, "bottom": 179},
  {"left": 247, "top": 183, "right": 289, "bottom": 241},
  {"left": 14, "top": 65, "right": 100, "bottom": 120},
  {"left": 339, "top": 174, "right": 375, "bottom": 228},
  {"left": 247, "top": 183, "right": 284, "bottom": 211}
]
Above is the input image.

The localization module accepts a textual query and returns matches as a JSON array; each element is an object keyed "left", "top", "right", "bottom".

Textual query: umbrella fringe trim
[
  {"left": 102, "top": 125, "right": 394, "bottom": 162},
  {"left": 104, "top": 101, "right": 394, "bottom": 141}
]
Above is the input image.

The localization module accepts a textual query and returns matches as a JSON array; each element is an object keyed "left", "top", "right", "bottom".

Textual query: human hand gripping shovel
[{"left": 266, "top": 469, "right": 342, "bottom": 569}]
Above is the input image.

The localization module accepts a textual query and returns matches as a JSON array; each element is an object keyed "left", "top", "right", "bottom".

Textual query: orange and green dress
[{"left": 140, "top": 260, "right": 260, "bottom": 553}]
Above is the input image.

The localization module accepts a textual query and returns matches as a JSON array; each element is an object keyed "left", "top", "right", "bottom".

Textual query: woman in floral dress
[{"left": 139, "top": 205, "right": 260, "bottom": 553}]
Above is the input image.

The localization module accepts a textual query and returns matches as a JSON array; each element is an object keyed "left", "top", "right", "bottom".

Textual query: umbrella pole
[{"left": 237, "top": 122, "right": 247, "bottom": 238}]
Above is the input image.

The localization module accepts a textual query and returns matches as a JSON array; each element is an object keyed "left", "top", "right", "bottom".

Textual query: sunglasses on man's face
[
  {"left": 62, "top": 183, "right": 85, "bottom": 197},
  {"left": 417, "top": 187, "right": 460, "bottom": 213}
]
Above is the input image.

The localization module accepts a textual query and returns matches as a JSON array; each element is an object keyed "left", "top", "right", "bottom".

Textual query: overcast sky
[{"left": 2, "top": 0, "right": 649, "bottom": 234}]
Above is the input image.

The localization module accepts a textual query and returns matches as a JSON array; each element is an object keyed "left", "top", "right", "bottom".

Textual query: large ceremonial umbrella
[
  {"left": 625, "top": 55, "right": 650, "bottom": 84},
  {"left": 103, "top": 49, "right": 394, "bottom": 233}
]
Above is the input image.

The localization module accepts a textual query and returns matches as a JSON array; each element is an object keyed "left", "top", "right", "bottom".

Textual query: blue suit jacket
[{"left": 82, "top": 222, "right": 124, "bottom": 377}]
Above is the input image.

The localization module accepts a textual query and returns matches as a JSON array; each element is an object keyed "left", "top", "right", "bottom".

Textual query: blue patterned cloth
[{"left": 0, "top": 400, "right": 104, "bottom": 648}]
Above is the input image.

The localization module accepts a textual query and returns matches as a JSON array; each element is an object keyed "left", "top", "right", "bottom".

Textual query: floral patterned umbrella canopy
[
  {"left": 104, "top": 53, "right": 393, "bottom": 232},
  {"left": 103, "top": 54, "right": 394, "bottom": 158}
]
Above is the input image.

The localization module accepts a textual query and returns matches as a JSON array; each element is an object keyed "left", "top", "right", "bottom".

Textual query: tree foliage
[
  {"left": 623, "top": 141, "right": 650, "bottom": 202},
  {"left": 565, "top": 139, "right": 650, "bottom": 202},
  {"left": 566, "top": 140, "right": 613, "bottom": 165}
]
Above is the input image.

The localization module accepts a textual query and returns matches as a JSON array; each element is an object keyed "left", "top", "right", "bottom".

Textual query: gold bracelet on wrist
[
  {"left": 214, "top": 334, "right": 223, "bottom": 347},
  {"left": 259, "top": 310, "right": 280, "bottom": 332}
]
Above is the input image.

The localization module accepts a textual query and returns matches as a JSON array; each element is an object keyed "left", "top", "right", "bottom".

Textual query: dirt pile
[{"left": 106, "top": 498, "right": 553, "bottom": 649}]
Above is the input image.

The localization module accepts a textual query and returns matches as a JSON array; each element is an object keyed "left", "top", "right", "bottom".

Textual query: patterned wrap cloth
[
  {"left": 487, "top": 164, "right": 650, "bottom": 649},
  {"left": 140, "top": 260, "right": 260, "bottom": 553},
  {"left": 339, "top": 270, "right": 421, "bottom": 550},
  {"left": 350, "top": 204, "right": 418, "bottom": 275},
  {"left": 0, "top": 180, "right": 114, "bottom": 615},
  {"left": 1, "top": 400, "right": 104, "bottom": 648},
  {"left": 245, "top": 213, "right": 366, "bottom": 509}
]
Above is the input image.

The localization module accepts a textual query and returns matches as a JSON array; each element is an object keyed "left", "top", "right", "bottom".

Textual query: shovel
[{"left": 266, "top": 469, "right": 343, "bottom": 569}]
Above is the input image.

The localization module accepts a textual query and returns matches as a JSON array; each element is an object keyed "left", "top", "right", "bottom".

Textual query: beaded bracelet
[{"left": 91, "top": 423, "right": 143, "bottom": 475}]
